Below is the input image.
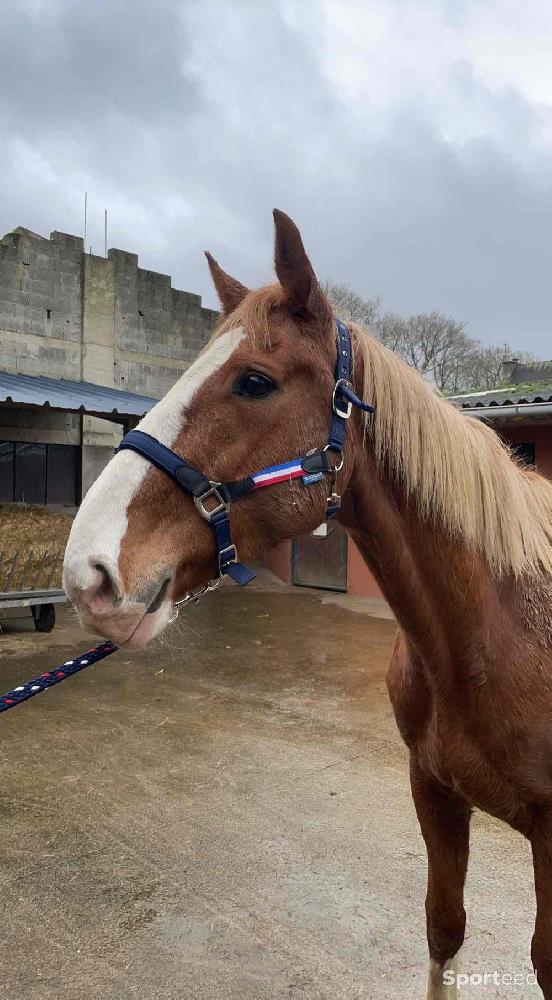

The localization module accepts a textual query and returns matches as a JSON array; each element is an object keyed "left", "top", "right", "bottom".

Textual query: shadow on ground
[{"left": 0, "top": 579, "right": 538, "bottom": 998}]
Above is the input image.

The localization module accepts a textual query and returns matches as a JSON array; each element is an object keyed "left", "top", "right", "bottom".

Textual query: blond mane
[
  {"left": 211, "top": 287, "right": 552, "bottom": 577},
  {"left": 350, "top": 323, "right": 552, "bottom": 577}
]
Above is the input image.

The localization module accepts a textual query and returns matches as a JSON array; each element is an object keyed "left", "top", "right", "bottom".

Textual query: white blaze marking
[{"left": 63, "top": 328, "right": 245, "bottom": 595}]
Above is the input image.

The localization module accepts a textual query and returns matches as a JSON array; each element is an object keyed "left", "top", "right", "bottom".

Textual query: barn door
[{"left": 292, "top": 521, "right": 348, "bottom": 591}]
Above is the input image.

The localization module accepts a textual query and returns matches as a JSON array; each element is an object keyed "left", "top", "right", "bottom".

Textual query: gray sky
[{"left": 1, "top": 0, "right": 551, "bottom": 355}]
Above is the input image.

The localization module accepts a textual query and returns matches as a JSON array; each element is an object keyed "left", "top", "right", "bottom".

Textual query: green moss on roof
[
  {"left": 449, "top": 380, "right": 552, "bottom": 408},
  {"left": 499, "top": 379, "right": 552, "bottom": 392}
]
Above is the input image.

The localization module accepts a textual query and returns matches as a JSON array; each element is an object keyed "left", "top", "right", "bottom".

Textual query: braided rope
[{"left": 0, "top": 640, "right": 118, "bottom": 714}]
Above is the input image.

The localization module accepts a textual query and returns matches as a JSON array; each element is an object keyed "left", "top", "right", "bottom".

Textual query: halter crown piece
[{"left": 117, "top": 319, "right": 374, "bottom": 589}]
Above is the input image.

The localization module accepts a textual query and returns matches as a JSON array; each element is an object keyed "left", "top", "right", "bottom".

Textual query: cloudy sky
[{"left": 1, "top": 0, "right": 551, "bottom": 354}]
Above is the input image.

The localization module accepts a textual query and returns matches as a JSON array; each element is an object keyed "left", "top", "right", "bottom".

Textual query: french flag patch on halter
[{"left": 252, "top": 459, "right": 305, "bottom": 489}]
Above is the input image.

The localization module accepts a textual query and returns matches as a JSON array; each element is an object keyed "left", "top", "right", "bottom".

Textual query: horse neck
[{"left": 340, "top": 443, "right": 504, "bottom": 675}]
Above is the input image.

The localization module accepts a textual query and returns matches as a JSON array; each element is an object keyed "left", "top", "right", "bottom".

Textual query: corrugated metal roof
[
  {"left": 449, "top": 381, "right": 552, "bottom": 409},
  {"left": 0, "top": 370, "right": 157, "bottom": 418}
]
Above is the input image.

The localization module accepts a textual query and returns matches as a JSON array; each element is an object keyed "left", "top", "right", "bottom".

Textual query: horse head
[{"left": 63, "top": 211, "right": 358, "bottom": 646}]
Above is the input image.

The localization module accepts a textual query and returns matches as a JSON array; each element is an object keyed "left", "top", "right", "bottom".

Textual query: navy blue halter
[{"left": 117, "top": 319, "right": 374, "bottom": 587}]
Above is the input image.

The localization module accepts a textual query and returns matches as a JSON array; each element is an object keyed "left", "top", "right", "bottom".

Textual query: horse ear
[
  {"left": 273, "top": 209, "right": 331, "bottom": 324},
  {"left": 205, "top": 251, "right": 248, "bottom": 314}
]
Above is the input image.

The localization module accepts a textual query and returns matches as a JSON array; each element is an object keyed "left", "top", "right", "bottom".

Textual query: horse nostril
[{"left": 92, "top": 561, "right": 120, "bottom": 605}]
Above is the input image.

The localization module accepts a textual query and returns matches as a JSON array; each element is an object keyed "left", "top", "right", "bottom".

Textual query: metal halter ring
[
  {"left": 323, "top": 444, "right": 344, "bottom": 473},
  {"left": 194, "top": 483, "right": 229, "bottom": 520},
  {"left": 177, "top": 577, "right": 223, "bottom": 605},
  {"left": 332, "top": 379, "right": 354, "bottom": 419},
  {"left": 169, "top": 577, "right": 223, "bottom": 621}
]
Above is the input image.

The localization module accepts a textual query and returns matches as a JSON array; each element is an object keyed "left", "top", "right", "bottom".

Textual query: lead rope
[
  {"left": 0, "top": 587, "right": 218, "bottom": 714},
  {"left": 0, "top": 641, "right": 118, "bottom": 714},
  {"left": 0, "top": 573, "right": 228, "bottom": 714}
]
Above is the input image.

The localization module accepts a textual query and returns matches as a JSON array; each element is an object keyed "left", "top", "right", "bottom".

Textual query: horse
[{"left": 63, "top": 210, "right": 552, "bottom": 998}]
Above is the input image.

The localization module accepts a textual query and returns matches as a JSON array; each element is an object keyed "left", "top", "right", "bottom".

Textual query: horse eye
[{"left": 234, "top": 371, "right": 276, "bottom": 398}]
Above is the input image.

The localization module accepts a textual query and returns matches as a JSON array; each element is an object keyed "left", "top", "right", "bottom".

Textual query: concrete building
[{"left": 0, "top": 226, "right": 218, "bottom": 502}]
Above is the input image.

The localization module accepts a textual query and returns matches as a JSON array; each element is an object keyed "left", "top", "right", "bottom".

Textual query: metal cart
[{"left": 0, "top": 549, "right": 65, "bottom": 632}]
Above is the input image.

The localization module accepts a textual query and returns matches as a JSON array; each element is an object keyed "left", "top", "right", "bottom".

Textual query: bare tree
[
  {"left": 323, "top": 280, "right": 534, "bottom": 393},
  {"left": 384, "top": 311, "right": 472, "bottom": 393},
  {"left": 452, "top": 343, "right": 535, "bottom": 393},
  {"left": 376, "top": 311, "right": 409, "bottom": 354},
  {"left": 322, "top": 280, "right": 383, "bottom": 329}
]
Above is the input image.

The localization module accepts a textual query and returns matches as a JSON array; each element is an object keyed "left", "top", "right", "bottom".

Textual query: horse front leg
[
  {"left": 531, "top": 808, "right": 552, "bottom": 998},
  {"left": 410, "top": 756, "right": 471, "bottom": 999}
]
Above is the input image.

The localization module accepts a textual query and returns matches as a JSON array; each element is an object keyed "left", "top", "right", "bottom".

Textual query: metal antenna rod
[
  {"left": 104, "top": 209, "right": 108, "bottom": 258},
  {"left": 84, "top": 192, "right": 87, "bottom": 248}
]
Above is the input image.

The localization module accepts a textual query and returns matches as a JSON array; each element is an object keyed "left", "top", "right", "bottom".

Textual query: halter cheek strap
[{"left": 117, "top": 319, "right": 374, "bottom": 587}]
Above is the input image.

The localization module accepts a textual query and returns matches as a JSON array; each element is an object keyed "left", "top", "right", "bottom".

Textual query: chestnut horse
[{"left": 64, "top": 211, "right": 552, "bottom": 998}]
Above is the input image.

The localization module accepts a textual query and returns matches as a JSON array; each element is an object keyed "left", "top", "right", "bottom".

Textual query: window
[
  {"left": 46, "top": 444, "right": 78, "bottom": 505},
  {"left": 0, "top": 441, "right": 14, "bottom": 501},
  {"left": 512, "top": 442, "right": 536, "bottom": 468},
  {"left": 15, "top": 443, "right": 47, "bottom": 504},
  {"left": 0, "top": 441, "right": 79, "bottom": 505}
]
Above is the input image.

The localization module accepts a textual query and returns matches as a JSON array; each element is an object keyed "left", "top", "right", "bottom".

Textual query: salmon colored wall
[
  {"left": 263, "top": 541, "right": 292, "bottom": 584},
  {"left": 263, "top": 422, "right": 551, "bottom": 596},
  {"left": 501, "top": 424, "right": 552, "bottom": 479}
]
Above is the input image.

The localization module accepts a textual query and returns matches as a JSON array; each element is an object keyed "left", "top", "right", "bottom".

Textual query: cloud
[{"left": 0, "top": 0, "right": 551, "bottom": 353}]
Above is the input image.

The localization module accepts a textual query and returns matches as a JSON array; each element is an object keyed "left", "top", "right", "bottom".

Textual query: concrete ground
[{"left": 0, "top": 577, "right": 540, "bottom": 999}]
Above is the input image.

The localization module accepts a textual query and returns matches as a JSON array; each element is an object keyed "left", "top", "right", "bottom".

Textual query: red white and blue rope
[{"left": 0, "top": 640, "right": 118, "bottom": 714}]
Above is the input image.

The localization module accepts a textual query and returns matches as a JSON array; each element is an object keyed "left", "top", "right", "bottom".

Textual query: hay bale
[{"left": 0, "top": 505, "right": 74, "bottom": 592}]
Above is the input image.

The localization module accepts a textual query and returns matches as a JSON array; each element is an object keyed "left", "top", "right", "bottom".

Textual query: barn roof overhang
[
  {"left": 460, "top": 402, "right": 552, "bottom": 424},
  {"left": 451, "top": 400, "right": 552, "bottom": 425},
  {"left": 448, "top": 381, "right": 552, "bottom": 425},
  {"left": 0, "top": 370, "right": 157, "bottom": 424}
]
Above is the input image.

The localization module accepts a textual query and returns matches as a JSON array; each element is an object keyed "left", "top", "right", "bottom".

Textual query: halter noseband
[{"left": 117, "top": 319, "right": 374, "bottom": 590}]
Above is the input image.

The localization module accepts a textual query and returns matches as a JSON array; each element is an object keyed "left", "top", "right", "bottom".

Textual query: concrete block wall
[
  {"left": 0, "top": 228, "right": 83, "bottom": 380},
  {"left": 0, "top": 225, "right": 219, "bottom": 495},
  {"left": 110, "top": 248, "right": 218, "bottom": 396},
  {"left": 81, "top": 253, "right": 117, "bottom": 452},
  {"left": 0, "top": 406, "right": 80, "bottom": 445},
  {"left": 0, "top": 227, "right": 218, "bottom": 397}
]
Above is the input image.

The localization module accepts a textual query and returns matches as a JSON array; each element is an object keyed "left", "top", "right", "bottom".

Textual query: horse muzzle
[{"left": 63, "top": 556, "right": 173, "bottom": 648}]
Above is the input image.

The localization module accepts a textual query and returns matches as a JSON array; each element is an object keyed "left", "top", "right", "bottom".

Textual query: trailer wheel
[{"left": 32, "top": 604, "right": 56, "bottom": 633}]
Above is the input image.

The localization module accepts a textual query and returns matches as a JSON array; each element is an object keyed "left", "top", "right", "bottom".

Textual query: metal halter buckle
[
  {"left": 332, "top": 379, "right": 353, "bottom": 419},
  {"left": 194, "top": 483, "right": 229, "bottom": 520},
  {"left": 323, "top": 443, "right": 344, "bottom": 473},
  {"left": 218, "top": 543, "right": 238, "bottom": 574}
]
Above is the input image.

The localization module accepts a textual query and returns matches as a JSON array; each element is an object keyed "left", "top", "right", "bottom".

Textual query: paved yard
[{"left": 0, "top": 579, "right": 539, "bottom": 998}]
